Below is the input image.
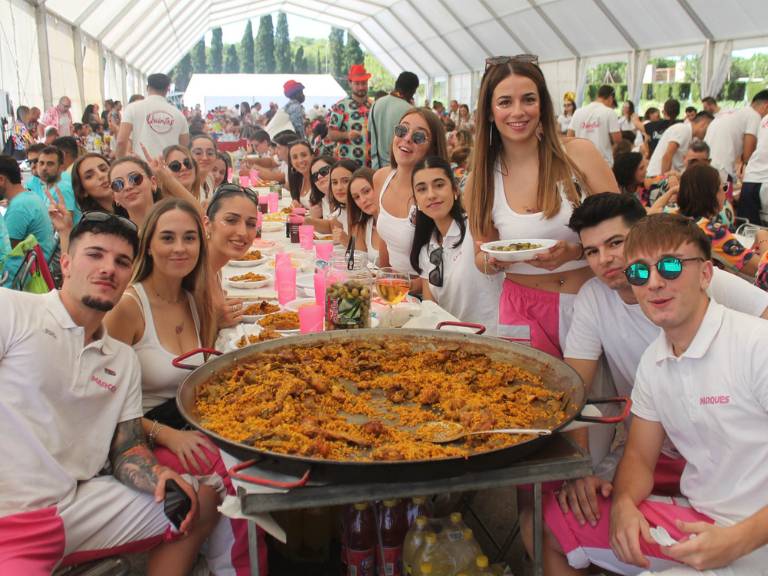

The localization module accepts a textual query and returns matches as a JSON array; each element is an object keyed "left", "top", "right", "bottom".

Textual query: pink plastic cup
[
  {"left": 239, "top": 175, "right": 250, "bottom": 188},
  {"left": 275, "top": 252, "right": 292, "bottom": 269},
  {"left": 299, "top": 304, "right": 324, "bottom": 333},
  {"left": 315, "top": 241, "right": 334, "bottom": 262},
  {"left": 276, "top": 266, "right": 297, "bottom": 305},
  {"left": 299, "top": 224, "right": 315, "bottom": 250},
  {"left": 313, "top": 272, "right": 326, "bottom": 307},
  {"left": 267, "top": 192, "right": 279, "bottom": 213},
  {"left": 249, "top": 169, "right": 259, "bottom": 182}
]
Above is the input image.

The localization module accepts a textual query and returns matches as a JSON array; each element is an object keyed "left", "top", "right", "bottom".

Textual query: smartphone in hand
[{"left": 164, "top": 478, "right": 192, "bottom": 530}]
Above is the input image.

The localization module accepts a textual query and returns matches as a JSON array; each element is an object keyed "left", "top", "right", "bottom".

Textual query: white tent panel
[
  {"left": 99, "top": 0, "right": 157, "bottom": 55},
  {"left": 607, "top": 0, "right": 704, "bottom": 50},
  {"left": 482, "top": 0, "right": 532, "bottom": 18},
  {"left": 441, "top": 29, "right": 488, "bottom": 69},
  {"left": 542, "top": 0, "right": 631, "bottom": 56},
  {"left": 469, "top": 20, "right": 526, "bottom": 57},
  {"left": 504, "top": 9, "right": 573, "bottom": 62},
  {"left": 691, "top": 0, "right": 768, "bottom": 40},
  {"left": 82, "top": 35, "right": 103, "bottom": 110},
  {"left": 47, "top": 16, "right": 82, "bottom": 118},
  {"left": 0, "top": 0, "right": 43, "bottom": 109},
  {"left": 446, "top": 0, "right": 492, "bottom": 27}
]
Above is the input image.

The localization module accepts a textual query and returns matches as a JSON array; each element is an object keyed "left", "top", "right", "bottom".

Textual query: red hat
[
  {"left": 348, "top": 64, "right": 371, "bottom": 82},
  {"left": 283, "top": 80, "right": 305, "bottom": 98}
]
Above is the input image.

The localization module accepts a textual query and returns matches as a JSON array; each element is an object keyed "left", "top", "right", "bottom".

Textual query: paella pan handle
[
  {"left": 172, "top": 348, "right": 222, "bottom": 371},
  {"left": 576, "top": 396, "right": 632, "bottom": 424},
  {"left": 435, "top": 321, "right": 486, "bottom": 335},
  {"left": 228, "top": 459, "right": 312, "bottom": 489}
]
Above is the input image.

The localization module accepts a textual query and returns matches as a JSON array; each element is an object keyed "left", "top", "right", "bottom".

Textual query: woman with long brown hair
[
  {"left": 374, "top": 107, "right": 448, "bottom": 274},
  {"left": 163, "top": 145, "right": 202, "bottom": 200},
  {"left": 466, "top": 56, "right": 617, "bottom": 357}
]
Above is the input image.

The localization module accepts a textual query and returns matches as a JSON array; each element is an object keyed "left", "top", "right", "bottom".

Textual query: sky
[{"left": 205, "top": 13, "right": 332, "bottom": 44}]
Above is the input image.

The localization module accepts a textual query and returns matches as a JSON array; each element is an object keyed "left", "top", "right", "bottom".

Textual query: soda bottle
[
  {"left": 378, "top": 499, "right": 407, "bottom": 576},
  {"left": 403, "top": 516, "right": 429, "bottom": 576},
  {"left": 347, "top": 502, "right": 376, "bottom": 576},
  {"left": 453, "top": 528, "right": 482, "bottom": 574},
  {"left": 407, "top": 496, "right": 433, "bottom": 526},
  {"left": 413, "top": 532, "right": 452, "bottom": 576}
]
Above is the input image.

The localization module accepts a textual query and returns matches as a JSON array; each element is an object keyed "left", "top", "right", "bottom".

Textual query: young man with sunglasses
[
  {"left": 534, "top": 207, "right": 768, "bottom": 574},
  {"left": 0, "top": 212, "right": 218, "bottom": 574}
]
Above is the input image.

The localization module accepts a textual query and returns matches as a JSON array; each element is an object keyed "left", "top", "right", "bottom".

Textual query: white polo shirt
[
  {"left": 705, "top": 106, "right": 762, "bottom": 177},
  {"left": 646, "top": 122, "right": 693, "bottom": 177},
  {"left": 418, "top": 220, "right": 503, "bottom": 334},
  {"left": 632, "top": 301, "right": 768, "bottom": 534},
  {"left": 121, "top": 94, "right": 189, "bottom": 158},
  {"left": 568, "top": 102, "right": 620, "bottom": 166},
  {"left": 0, "top": 289, "right": 143, "bottom": 517},
  {"left": 744, "top": 114, "right": 768, "bottom": 184}
]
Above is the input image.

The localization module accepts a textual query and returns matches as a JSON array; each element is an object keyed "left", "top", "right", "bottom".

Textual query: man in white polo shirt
[
  {"left": 0, "top": 213, "right": 217, "bottom": 574},
  {"left": 538, "top": 213, "right": 768, "bottom": 575},
  {"left": 704, "top": 90, "right": 768, "bottom": 180},
  {"left": 567, "top": 85, "right": 621, "bottom": 167},
  {"left": 740, "top": 108, "right": 768, "bottom": 225},
  {"left": 646, "top": 112, "right": 713, "bottom": 178}
]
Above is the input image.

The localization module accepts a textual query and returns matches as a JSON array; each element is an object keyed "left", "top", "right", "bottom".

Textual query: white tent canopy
[
  {"left": 182, "top": 73, "right": 348, "bottom": 111},
  {"left": 1, "top": 0, "right": 767, "bottom": 119}
]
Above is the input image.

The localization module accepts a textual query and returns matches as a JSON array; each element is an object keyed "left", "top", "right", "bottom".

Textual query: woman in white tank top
[
  {"left": 348, "top": 167, "right": 381, "bottom": 263},
  {"left": 105, "top": 198, "right": 262, "bottom": 574},
  {"left": 374, "top": 108, "right": 449, "bottom": 275},
  {"left": 465, "top": 58, "right": 618, "bottom": 357}
]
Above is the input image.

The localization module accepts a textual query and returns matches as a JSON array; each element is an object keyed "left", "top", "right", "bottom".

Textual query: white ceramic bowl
[
  {"left": 480, "top": 239, "right": 557, "bottom": 262},
  {"left": 226, "top": 272, "right": 273, "bottom": 289}
]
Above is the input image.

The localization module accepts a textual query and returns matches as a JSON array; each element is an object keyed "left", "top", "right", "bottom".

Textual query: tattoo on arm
[{"left": 109, "top": 418, "right": 160, "bottom": 494}]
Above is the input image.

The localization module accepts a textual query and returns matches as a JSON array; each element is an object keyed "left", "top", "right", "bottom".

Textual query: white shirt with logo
[
  {"left": 744, "top": 114, "right": 768, "bottom": 184},
  {"left": 705, "top": 106, "right": 762, "bottom": 177},
  {"left": 632, "top": 302, "right": 768, "bottom": 542},
  {"left": 568, "top": 101, "right": 620, "bottom": 166},
  {"left": 0, "top": 289, "right": 143, "bottom": 517},
  {"left": 646, "top": 122, "right": 693, "bottom": 177},
  {"left": 121, "top": 95, "right": 189, "bottom": 158}
]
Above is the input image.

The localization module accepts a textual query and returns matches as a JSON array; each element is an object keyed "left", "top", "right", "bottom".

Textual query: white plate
[
  {"left": 261, "top": 221, "right": 284, "bottom": 233},
  {"left": 284, "top": 298, "right": 318, "bottom": 312},
  {"left": 228, "top": 255, "right": 268, "bottom": 267},
  {"left": 226, "top": 272, "right": 273, "bottom": 289},
  {"left": 241, "top": 300, "right": 283, "bottom": 322},
  {"left": 258, "top": 313, "right": 301, "bottom": 334},
  {"left": 480, "top": 239, "right": 557, "bottom": 262}
]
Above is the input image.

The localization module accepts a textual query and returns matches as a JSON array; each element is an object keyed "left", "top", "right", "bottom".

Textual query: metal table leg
[
  {"left": 247, "top": 519, "right": 261, "bottom": 576},
  {"left": 533, "top": 482, "right": 543, "bottom": 576}
]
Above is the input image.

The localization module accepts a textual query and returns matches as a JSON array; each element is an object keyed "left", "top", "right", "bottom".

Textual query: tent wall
[{"left": 0, "top": 0, "right": 43, "bottom": 112}]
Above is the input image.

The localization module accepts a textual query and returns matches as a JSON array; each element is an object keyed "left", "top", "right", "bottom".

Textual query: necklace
[{"left": 148, "top": 283, "right": 185, "bottom": 334}]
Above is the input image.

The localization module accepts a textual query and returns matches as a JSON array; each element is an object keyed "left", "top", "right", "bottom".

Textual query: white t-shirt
[
  {"left": 0, "top": 289, "right": 143, "bottom": 516},
  {"left": 568, "top": 102, "right": 620, "bottom": 166},
  {"left": 705, "top": 106, "right": 762, "bottom": 177},
  {"left": 418, "top": 221, "right": 503, "bottom": 334},
  {"left": 122, "top": 95, "right": 189, "bottom": 158},
  {"left": 646, "top": 122, "right": 693, "bottom": 177},
  {"left": 632, "top": 303, "right": 768, "bottom": 554},
  {"left": 744, "top": 114, "right": 768, "bottom": 184}
]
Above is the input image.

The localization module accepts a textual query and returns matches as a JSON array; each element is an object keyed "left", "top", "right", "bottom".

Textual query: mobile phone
[{"left": 164, "top": 478, "right": 192, "bottom": 530}]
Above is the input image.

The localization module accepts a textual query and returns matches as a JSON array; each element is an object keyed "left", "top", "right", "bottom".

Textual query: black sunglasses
[
  {"left": 485, "top": 54, "right": 540, "bottom": 72},
  {"left": 206, "top": 184, "right": 259, "bottom": 216},
  {"left": 110, "top": 172, "right": 144, "bottom": 193},
  {"left": 428, "top": 246, "right": 444, "bottom": 287},
  {"left": 78, "top": 210, "right": 138, "bottom": 233},
  {"left": 394, "top": 124, "right": 429, "bottom": 145},
  {"left": 624, "top": 256, "right": 705, "bottom": 286},
  {"left": 168, "top": 158, "right": 193, "bottom": 173},
  {"left": 311, "top": 165, "right": 332, "bottom": 181}
]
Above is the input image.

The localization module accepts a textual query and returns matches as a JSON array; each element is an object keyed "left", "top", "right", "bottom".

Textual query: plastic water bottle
[
  {"left": 443, "top": 512, "right": 467, "bottom": 545},
  {"left": 403, "top": 516, "right": 429, "bottom": 575},
  {"left": 413, "top": 532, "right": 452, "bottom": 576},
  {"left": 473, "top": 555, "right": 493, "bottom": 576},
  {"left": 452, "top": 528, "right": 482, "bottom": 574}
]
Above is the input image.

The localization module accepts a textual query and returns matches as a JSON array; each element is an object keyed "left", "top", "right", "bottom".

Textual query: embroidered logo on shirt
[
  {"left": 699, "top": 395, "right": 730, "bottom": 405},
  {"left": 91, "top": 374, "right": 117, "bottom": 393},
  {"left": 43, "top": 328, "right": 57, "bottom": 339}
]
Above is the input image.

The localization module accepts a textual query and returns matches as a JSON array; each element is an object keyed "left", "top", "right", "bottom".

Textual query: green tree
[
  {"left": 255, "top": 15, "right": 276, "bottom": 73},
  {"left": 315, "top": 47, "right": 322, "bottom": 74},
  {"left": 173, "top": 53, "right": 193, "bottom": 91},
  {"left": 210, "top": 28, "right": 223, "bottom": 73},
  {"left": 329, "top": 27, "right": 345, "bottom": 83},
  {"left": 294, "top": 46, "right": 307, "bottom": 73},
  {"left": 589, "top": 62, "right": 626, "bottom": 84},
  {"left": 240, "top": 21, "right": 255, "bottom": 73},
  {"left": 364, "top": 52, "right": 394, "bottom": 93},
  {"left": 275, "top": 12, "right": 292, "bottom": 73},
  {"left": 192, "top": 38, "right": 207, "bottom": 73},
  {"left": 344, "top": 33, "right": 364, "bottom": 71},
  {"left": 225, "top": 44, "right": 240, "bottom": 73}
]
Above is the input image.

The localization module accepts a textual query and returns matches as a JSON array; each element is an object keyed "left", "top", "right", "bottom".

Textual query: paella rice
[{"left": 195, "top": 338, "right": 569, "bottom": 461}]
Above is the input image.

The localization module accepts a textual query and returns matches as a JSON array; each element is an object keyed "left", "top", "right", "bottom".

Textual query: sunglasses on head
[
  {"left": 485, "top": 54, "right": 540, "bottom": 72},
  {"left": 311, "top": 165, "right": 332, "bottom": 181},
  {"left": 394, "top": 124, "right": 429, "bottom": 145},
  {"left": 79, "top": 210, "right": 138, "bottom": 233},
  {"left": 624, "top": 255, "right": 705, "bottom": 286},
  {"left": 168, "top": 158, "right": 193, "bottom": 173},
  {"left": 206, "top": 184, "right": 259, "bottom": 215},
  {"left": 428, "top": 246, "right": 444, "bottom": 287},
  {"left": 110, "top": 172, "right": 144, "bottom": 193}
]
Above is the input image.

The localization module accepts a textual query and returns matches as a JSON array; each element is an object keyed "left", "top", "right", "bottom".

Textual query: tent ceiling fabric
[{"left": 40, "top": 0, "right": 768, "bottom": 80}]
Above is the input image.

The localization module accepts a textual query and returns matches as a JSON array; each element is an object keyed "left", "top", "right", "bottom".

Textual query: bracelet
[{"left": 148, "top": 420, "right": 163, "bottom": 448}]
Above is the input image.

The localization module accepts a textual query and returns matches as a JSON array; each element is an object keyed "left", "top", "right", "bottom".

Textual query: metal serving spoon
[{"left": 418, "top": 421, "right": 552, "bottom": 444}]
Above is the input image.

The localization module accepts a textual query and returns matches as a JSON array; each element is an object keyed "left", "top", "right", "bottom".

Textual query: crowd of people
[{"left": 2, "top": 54, "right": 768, "bottom": 575}]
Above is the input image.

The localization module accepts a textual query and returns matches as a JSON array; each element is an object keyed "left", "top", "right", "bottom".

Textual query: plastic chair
[{"left": 11, "top": 243, "right": 56, "bottom": 292}]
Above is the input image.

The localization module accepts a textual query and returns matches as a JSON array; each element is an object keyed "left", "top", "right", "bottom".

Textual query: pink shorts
[
  {"left": 544, "top": 492, "right": 714, "bottom": 574},
  {"left": 497, "top": 279, "right": 575, "bottom": 358}
]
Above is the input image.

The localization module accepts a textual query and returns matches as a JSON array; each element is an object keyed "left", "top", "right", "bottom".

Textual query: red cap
[
  {"left": 348, "top": 64, "right": 371, "bottom": 82},
  {"left": 283, "top": 80, "right": 305, "bottom": 98}
]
